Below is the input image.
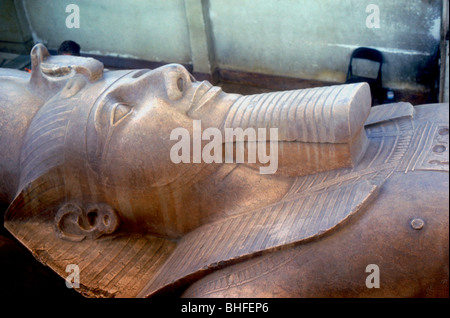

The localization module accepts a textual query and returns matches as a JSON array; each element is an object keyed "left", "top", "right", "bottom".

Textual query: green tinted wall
[{"left": 2, "top": 0, "right": 445, "bottom": 92}]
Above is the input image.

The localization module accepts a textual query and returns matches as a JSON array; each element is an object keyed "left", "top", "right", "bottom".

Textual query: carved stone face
[
  {"left": 55, "top": 64, "right": 239, "bottom": 237},
  {"left": 3, "top": 44, "right": 371, "bottom": 239},
  {"left": 86, "top": 64, "right": 238, "bottom": 191}
]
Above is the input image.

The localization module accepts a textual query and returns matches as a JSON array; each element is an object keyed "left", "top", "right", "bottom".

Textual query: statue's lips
[{"left": 188, "top": 81, "right": 222, "bottom": 116}]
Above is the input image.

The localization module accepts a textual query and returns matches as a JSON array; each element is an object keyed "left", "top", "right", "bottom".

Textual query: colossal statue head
[
  {"left": 7, "top": 44, "right": 440, "bottom": 298},
  {"left": 2, "top": 44, "right": 372, "bottom": 240}
]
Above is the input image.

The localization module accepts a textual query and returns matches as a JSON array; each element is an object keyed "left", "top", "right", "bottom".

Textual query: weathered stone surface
[{"left": 1, "top": 44, "right": 448, "bottom": 297}]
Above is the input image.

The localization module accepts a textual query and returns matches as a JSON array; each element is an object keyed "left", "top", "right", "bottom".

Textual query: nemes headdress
[{"left": 5, "top": 45, "right": 175, "bottom": 297}]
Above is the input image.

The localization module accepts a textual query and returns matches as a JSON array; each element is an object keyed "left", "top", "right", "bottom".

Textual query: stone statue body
[{"left": 0, "top": 44, "right": 448, "bottom": 297}]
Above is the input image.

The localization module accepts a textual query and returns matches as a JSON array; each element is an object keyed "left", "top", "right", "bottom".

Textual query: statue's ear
[
  {"left": 4, "top": 183, "right": 175, "bottom": 298},
  {"left": 54, "top": 202, "right": 120, "bottom": 242},
  {"left": 29, "top": 43, "right": 104, "bottom": 99}
]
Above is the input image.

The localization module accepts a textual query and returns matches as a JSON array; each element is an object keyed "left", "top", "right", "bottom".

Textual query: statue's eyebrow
[
  {"left": 131, "top": 69, "right": 151, "bottom": 78},
  {"left": 91, "top": 70, "right": 135, "bottom": 121}
]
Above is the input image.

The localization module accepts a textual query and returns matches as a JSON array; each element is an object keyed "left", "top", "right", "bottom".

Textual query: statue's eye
[{"left": 112, "top": 103, "right": 133, "bottom": 125}]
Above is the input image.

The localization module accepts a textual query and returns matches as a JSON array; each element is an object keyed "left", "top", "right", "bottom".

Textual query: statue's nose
[{"left": 162, "top": 64, "right": 195, "bottom": 101}]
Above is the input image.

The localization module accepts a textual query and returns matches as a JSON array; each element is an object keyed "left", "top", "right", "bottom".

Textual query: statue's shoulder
[
  {"left": 0, "top": 68, "right": 31, "bottom": 88},
  {"left": 0, "top": 68, "right": 31, "bottom": 78}
]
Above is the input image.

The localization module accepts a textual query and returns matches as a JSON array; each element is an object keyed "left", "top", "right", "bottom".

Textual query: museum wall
[
  {"left": 0, "top": 0, "right": 33, "bottom": 53},
  {"left": 208, "top": 0, "right": 442, "bottom": 91},
  {"left": 22, "top": 0, "right": 192, "bottom": 63},
  {"left": 1, "top": 0, "right": 446, "bottom": 94}
]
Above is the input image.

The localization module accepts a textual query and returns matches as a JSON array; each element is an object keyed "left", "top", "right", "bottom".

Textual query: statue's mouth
[{"left": 188, "top": 81, "right": 222, "bottom": 116}]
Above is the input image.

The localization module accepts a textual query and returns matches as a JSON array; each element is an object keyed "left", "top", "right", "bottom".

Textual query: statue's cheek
[{"left": 96, "top": 125, "right": 172, "bottom": 189}]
